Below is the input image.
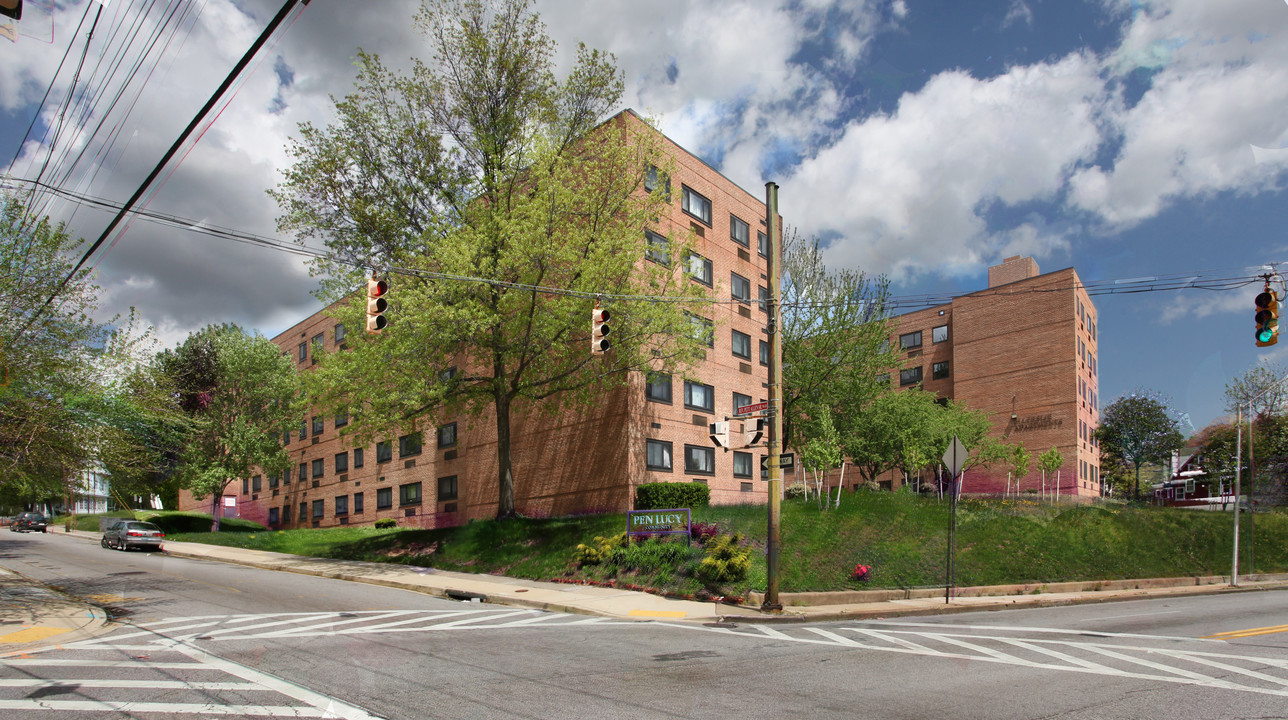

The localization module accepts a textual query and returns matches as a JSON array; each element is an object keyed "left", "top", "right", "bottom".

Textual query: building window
[
  {"left": 353, "top": 447, "right": 364, "bottom": 468},
  {"left": 644, "top": 165, "right": 670, "bottom": 199},
  {"left": 399, "top": 432, "right": 423, "bottom": 458},
  {"left": 282, "top": 505, "right": 291, "bottom": 523},
  {"left": 731, "top": 330, "right": 752, "bottom": 360},
  {"left": 685, "top": 252, "right": 713, "bottom": 286},
  {"left": 899, "top": 331, "right": 923, "bottom": 350},
  {"left": 298, "top": 463, "right": 307, "bottom": 482},
  {"left": 687, "top": 313, "right": 714, "bottom": 347},
  {"left": 299, "top": 502, "right": 308, "bottom": 522},
  {"left": 645, "top": 373, "right": 672, "bottom": 404},
  {"left": 312, "top": 458, "right": 324, "bottom": 478},
  {"left": 283, "top": 468, "right": 291, "bottom": 486},
  {"left": 437, "top": 423, "right": 457, "bottom": 449},
  {"left": 646, "top": 440, "right": 673, "bottom": 471},
  {"left": 376, "top": 487, "right": 392, "bottom": 510},
  {"left": 335, "top": 495, "right": 348, "bottom": 516},
  {"left": 311, "top": 333, "right": 324, "bottom": 354},
  {"left": 645, "top": 230, "right": 670, "bottom": 266},
  {"left": 731, "top": 272, "right": 751, "bottom": 304},
  {"left": 730, "top": 215, "right": 749, "bottom": 247},
  {"left": 269, "top": 507, "right": 280, "bottom": 524},
  {"left": 733, "top": 392, "right": 752, "bottom": 414},
  {"left": 900, "top": 366, "right": 923, "bottom": 386},
  {"left": 269, "top": 472, "right": 279, "bottom": 489},
  {"left": 312, "top": 416, "right": 324, "bottom": 436},
  {"left": 298, "top": 342, "right": 307, "bottom": 362},
  {"left": 312, "top": 499, "right": 324, "bottom": 519},
  {"left": 758, "top": 230, "right": 769, "bottom": 257},
  {"left": 334, "top": 323, "right": 346, "bottom": 345},
  {"left": 932, "top": 325, "right": 949, "bottom": 343},
  {"left": 933, "top": 361, "right": 950, "bottom": 380},
  {"left": 681, "top": 185, "right": 711, "bottom": 225},
  {"left": 298, "top": 421, "right": 307, "bottom": 441},
  {"left": 733, "top": 451, "right": 753, "bottom": 478},
  {"left": 438, "top": 475, "right": 458, "bottom": 501},
  {"left": 376, "top": 441, "right": 392, "bottom": 463},
  {"left": 334, "top": 451, "right": 349, "bottom": 473},
  {"left": 760, "top": 340, "right": 769, "bottom": 366},
  {"left": 353, "top": 492, "right": 364, "bottom": 514},
  {"left": 758, "top": 285, "right": 769, "bottom": 312},
  {"left": 399, "top": 482, "right": 422, "bottom": 506},
  {"left": 252, "top": 475, "right": 262, "bottom": 492},
  {"left": 242, "top": 477, "right": 249, "bottom": 494},
  {"left": 283, "top": 429, "right": 292, "bottom": 446},
  {"left": 335, "top": 410, "right": 348, "bottom": 429},
  {"left": 684, "top": 380, "right": 714, "bottom": 412},
  {"left": 684, "top": 444, "right": 715, "bottom": 475}
]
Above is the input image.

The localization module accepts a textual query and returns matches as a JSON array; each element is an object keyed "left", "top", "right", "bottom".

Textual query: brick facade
[
  {"left": 180, "top": 110, "right": 775, "bottom": 529},
  {"left": 881, "top": 256, "right": 1102, "bottom": 498}
]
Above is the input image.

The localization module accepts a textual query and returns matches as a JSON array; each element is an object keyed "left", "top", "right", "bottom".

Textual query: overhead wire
[{"left": 3, "top": 174, "right": 1277, "bottom": 313}]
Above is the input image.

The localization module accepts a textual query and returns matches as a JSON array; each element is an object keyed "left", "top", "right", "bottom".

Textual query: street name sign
[{"left": 735, "top": 401, "right": 768, "bottom": 416}]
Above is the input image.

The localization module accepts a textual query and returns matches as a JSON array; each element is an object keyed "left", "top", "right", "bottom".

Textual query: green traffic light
[{"left": 1259, "top": 327, "right": 1275, "bottom": 343}]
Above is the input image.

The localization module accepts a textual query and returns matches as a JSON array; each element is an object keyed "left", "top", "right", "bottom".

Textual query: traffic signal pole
[{"left": 763, "top": 182, "right": 783, "bottom": 613}]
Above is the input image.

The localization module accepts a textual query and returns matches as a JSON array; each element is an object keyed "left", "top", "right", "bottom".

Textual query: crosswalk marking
[{"left": 676, "top": 620, "right": 1288, "bottom": 698}]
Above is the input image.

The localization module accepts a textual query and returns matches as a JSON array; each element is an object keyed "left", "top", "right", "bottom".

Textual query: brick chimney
[{"left": 988, "top": 255, "right": 1040, "bottom": 288}]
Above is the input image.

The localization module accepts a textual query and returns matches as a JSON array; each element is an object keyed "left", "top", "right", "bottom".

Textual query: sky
[{"left": 2, "top": 0, "right": 1287, "bottom": 434}]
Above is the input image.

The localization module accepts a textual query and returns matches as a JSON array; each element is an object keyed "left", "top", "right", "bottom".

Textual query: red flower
[{"left": 850, "top": 564, "right": 871, "bottom": 581}]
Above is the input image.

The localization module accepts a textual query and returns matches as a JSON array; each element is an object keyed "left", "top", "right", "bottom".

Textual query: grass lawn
[{"left": 86, "top": 491, "right": 1288, "bottom": 600}]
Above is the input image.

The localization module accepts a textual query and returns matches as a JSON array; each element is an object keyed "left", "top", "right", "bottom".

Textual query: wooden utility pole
[{"left": 762, "top": 182, "right": 783, "bottom": 612}]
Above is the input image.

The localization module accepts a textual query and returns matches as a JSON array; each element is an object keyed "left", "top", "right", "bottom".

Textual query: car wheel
[{"left": 101, "top": 537, "right": 108, "bottom": 548}]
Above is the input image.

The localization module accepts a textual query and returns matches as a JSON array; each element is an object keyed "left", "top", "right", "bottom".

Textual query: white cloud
[{"left": 786, "top": 54, "right": 1106, "bottom": 283}]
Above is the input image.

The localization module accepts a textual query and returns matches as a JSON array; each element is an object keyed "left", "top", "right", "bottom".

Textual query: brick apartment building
[
  {"left": 887, "top": 255, "right": 1102, "bottom": 497},
  {"left": 180, "top": 110, "right": 776, "bottom": 529}
]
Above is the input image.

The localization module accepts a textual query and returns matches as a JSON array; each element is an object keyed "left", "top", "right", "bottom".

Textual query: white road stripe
[
  {"left": 0, "top": 679, "right": 259, "bottom": 690},
  {"left": 1169, "top": 652, "right": 1288, "bottom": 687},
  {"left": 805, "top": 628, "right": 865, "bottom": 646},
  {"left": 1, "top": 659, "right": 207, "bottom": 669},
  {"left": 848, "top": 629, "right": 954, "bottom": 655},
  {"left": 996, "top": 638, "right": 1115, "bottom": 671},
  {"left": 0, "top": 699, "right": 329, "bottom": 716}
]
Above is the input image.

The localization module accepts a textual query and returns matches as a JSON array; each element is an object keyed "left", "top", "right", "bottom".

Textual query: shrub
[
  {"left": 636, "top": 482, "right": 710, "bottom": 510},
  {"left": 374, "top": 518, "right": 397, "bottom": 529},
  {"left": 784, "top": 484, "right": 808, "bottom": 499},
  {"left": 690, "top": 522, "right": 721, "bottom": 543},
  {"left": 574, "top": 532, "right": 627, "bottom": 566},
  {"left": 609, "top": 538, "right": 695, "bottom": 572},
  {"left": 695, "top": 533, "right": 751, "bottom": 585}
]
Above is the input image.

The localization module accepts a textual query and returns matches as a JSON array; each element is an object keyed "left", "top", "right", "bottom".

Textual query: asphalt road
[{"left": 3, "top": 530, "right": 1288, "bottom": 719}]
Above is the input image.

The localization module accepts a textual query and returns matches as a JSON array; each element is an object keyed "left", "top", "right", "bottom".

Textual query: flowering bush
[
  {"left": 850, "top": 564, "right": 872, "bottom": 582},
  {"left": 690, "top": 522, "right": 721, "bottom": 543}
]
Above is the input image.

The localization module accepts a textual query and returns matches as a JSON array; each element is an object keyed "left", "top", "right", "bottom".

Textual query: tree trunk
[
  {"left": 495, "top": 390, "right": 515, "bottom": 518},
  {"left": 210, "top": 493, "right": 221, "bottom": 533},
  {"left": 1134, "top": 462, "right": 1141, "bottom": 501}
]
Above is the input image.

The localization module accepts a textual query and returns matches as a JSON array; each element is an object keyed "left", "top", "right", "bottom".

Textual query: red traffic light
[{"left": 366, "top": 277, "right": 389, "bottom": 333}]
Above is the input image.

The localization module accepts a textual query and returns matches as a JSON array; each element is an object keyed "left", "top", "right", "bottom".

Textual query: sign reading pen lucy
[{"left": 626, "top": 508, "right": 691, "bottom": 540}]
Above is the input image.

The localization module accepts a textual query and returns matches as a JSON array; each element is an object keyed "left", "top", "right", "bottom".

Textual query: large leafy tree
[
  {"left": 1224, "top": 362, "right": 1288, "bottom": 418},
  {"left": 780, "top": 229, "right": 897, "bottom": 451},
  {"left": 1095, "top": 392, "right": 1185, "bottom": 500},
  {"left": 165, "top": 326, "right": 299, "bottom": 531},
  {"left": 272, "top": 0, "right": 707, "bottom": 518}
]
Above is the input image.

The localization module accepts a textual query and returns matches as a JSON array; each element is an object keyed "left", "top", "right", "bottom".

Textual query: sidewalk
[
  {"left": 0, "top": 563, "right": 109, "bottom": 658},
  {"left": 5, "top": 529, "right": 1287, "bottom": 656}
]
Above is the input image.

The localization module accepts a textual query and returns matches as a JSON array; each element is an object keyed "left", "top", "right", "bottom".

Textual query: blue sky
[{"left": 2, "top": 0, "right": 1287, "bottom": 433}]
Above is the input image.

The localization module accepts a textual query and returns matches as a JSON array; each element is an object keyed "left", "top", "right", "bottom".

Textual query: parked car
[
  {"left": 101, "top": 520, "right": 165, "bottom": 551},
  {"left": 10, "top": 512, "right": 47, "bottom": 533}
]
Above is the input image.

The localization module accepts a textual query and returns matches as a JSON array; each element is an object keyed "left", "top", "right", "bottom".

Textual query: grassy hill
[{"left": 89, "top": 492, "right": 1288, "bottom": 601}]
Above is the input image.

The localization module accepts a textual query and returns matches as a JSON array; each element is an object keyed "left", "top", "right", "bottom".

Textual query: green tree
[
  {"left": 272, "top": 0, "right": 707, "bottom": 518},
  {"left": 1224, "top": 362, "right": 1288, "bottom": 417},
  {"left": 1037, "top": 446, "right": 1064, "bottom": 500},
  {"left": 1008, "top": 443, "right": 1032, "bottom": 496},
  {"left": 168, "top": 327, "right": 299, "bottom": 531},
  {"left": 1095, "top": 393, "right": 1185, "bottom": 500},
  {"left": 780, "top": 228, "right": 897, "bottom": 451},
  {"left": 800, "top": 407, "right": 843, "bottom": 509}
]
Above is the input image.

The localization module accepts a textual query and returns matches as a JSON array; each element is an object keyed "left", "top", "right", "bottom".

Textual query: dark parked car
[
  {"left": 10, "top": 512, "right": 47, "bottom": 533},
  {"left": 101, "top": 520, "right": 165, "bottom": 551}
]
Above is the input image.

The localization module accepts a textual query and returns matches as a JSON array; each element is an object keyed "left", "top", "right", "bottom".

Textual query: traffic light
[
  {"left": 1256, "top": 288, "right": 1279, "bottom": 347},
  {"left": 366, "top": 276, "right": 389, "bottom": 333},
  {"left": 709, "top": 421, "right": 730, "bottom": 449},
  {"left": 0, "top": 1, "right": 22, "bottom": 21},
  {"left": 591, "top": 307, "right": 610, "bottom": 354},
  {"left": 743, "top": 418, "right": 765, "bottom": 447}
]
